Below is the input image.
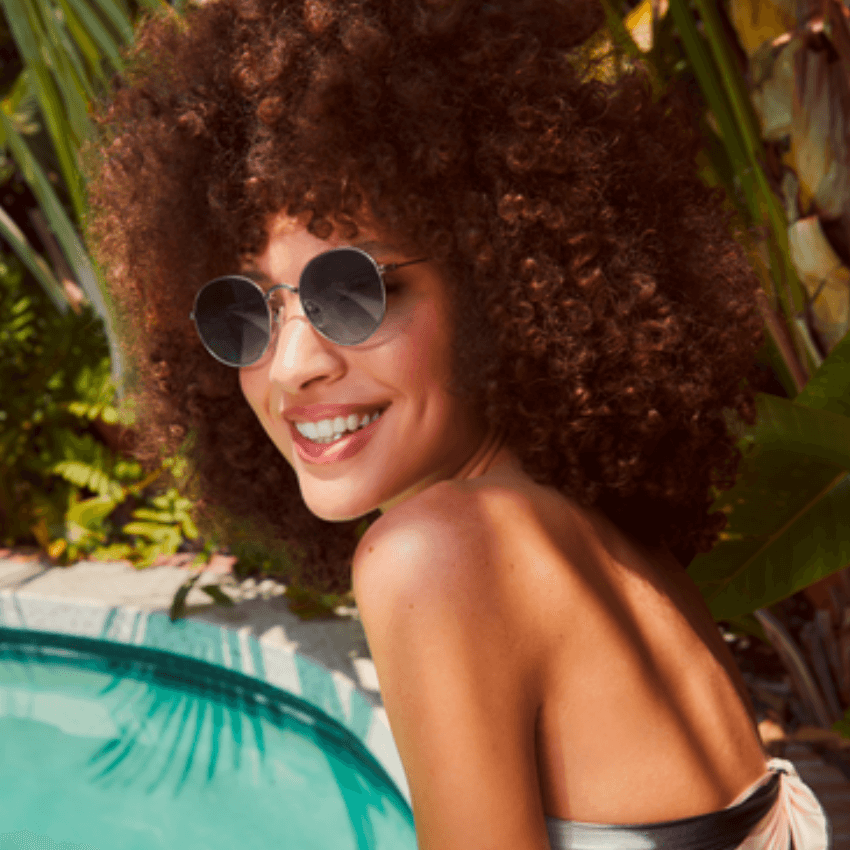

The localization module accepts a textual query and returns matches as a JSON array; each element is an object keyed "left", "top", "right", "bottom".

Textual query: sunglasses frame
[{"left": 190, "top": 246, "right": 428, "bottom": 367}]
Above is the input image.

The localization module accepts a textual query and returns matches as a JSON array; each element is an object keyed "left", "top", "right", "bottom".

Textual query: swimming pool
[{"left": 0, "top": 592, "right": 416, "bottom": 850}]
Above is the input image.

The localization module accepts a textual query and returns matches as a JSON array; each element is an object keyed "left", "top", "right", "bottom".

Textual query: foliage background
[{"left": 1, "top": 0, "right": 849, "bottom": 732}]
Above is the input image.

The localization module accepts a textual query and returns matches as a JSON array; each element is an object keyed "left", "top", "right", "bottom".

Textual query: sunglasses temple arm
[{"left": 377, "top": 257, "right": 429, "bottom": 274}]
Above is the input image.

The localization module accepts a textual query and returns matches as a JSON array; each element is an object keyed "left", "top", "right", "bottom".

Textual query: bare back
[{"left": 460, "top": 468, "right": 769, "bottom": 826}]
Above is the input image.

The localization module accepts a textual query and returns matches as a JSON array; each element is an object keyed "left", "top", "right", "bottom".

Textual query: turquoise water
[{"left": 0, "top": 629, "right": 416, "bottom": 850}]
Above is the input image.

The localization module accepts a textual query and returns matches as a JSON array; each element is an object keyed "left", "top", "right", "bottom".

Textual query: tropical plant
[
  {"left": 600, "top": 0, "right": 850, "bottom": 737},
  {"left": 0, "top": 248, "right": 204, "bottom": 567},
  {"left": 0, "top": 1, "right": 217, "bottom": 566},
  {"left": 0, "top": 0, "right": 170, "bottom": 380}
]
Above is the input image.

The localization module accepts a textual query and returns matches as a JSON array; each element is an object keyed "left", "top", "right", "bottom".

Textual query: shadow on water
[{"left": 0, "top": 627, "right": 412, "bottom": 850}]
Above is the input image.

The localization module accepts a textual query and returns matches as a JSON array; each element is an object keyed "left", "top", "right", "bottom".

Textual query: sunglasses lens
[
  {"left": 300, "top": 248, "right": 385, "bottom": 345},
  {"left": 193, "top": 277, "right": 270, "bottom": 366}
]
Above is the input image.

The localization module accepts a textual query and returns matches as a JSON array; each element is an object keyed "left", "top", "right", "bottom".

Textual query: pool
[{"left": 0, "top": 592, "right": 416, "bottom": 850}]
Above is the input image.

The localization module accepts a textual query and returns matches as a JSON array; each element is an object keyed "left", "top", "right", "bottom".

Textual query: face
[{"left": 237, "top": 216, "right": 492, "bottom": 522}]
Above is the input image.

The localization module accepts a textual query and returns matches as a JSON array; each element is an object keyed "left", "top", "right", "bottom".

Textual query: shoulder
[
  {"left": 352, "top": 477, "right": 539, "bottom": 610},
  {"left": 350, "top": 480, "right": 552, "bottom": 848},
  {"left": 353, "top": 480, "right": 491, "bottom": 610}
]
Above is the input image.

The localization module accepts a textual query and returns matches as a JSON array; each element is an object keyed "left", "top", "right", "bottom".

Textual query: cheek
[{"left": 238, "top": 367, "right": 265, "bottom": 416}]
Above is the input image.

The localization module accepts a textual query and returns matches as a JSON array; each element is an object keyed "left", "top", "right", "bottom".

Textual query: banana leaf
[{"left": 691, "top": 331, "right": 850, "bottom": 619}]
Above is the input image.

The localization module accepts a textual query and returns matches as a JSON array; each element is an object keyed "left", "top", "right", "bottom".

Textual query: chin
[{"left": 300, "top": 488, "right": 378, "bottom": 524}]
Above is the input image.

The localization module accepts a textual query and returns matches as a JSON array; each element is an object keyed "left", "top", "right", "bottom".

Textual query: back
[{"left": 459, "top": 470, "right": 770, "bottom": 825}]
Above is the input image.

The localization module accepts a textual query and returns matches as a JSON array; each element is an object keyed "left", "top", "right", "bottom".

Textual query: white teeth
[{"left": 294, "top": 408, "right": 385, "bottom": 444}]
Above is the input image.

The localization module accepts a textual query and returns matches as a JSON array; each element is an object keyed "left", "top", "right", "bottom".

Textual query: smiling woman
[
  {"left": 235, "top": 221, "right": 493, "bottom": 522},
  {"left": 83, "top": 1, "right": 830, "bottom": 848}
]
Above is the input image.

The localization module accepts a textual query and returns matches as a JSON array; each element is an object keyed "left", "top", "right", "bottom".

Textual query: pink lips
[
  {"left": 289, "top": 409, "right": 386, "bottom": 464},
  {"left": 286, "top": 404, "right": 381, "bottom": 422}
]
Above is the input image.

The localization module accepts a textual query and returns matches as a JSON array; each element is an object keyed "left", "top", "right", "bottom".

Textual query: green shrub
[
  {"left": 0, "top": 251, "right": 198, "bottom": 565},
  {"left": 1, "top": 252, "right": 357, "bottom": 619}
]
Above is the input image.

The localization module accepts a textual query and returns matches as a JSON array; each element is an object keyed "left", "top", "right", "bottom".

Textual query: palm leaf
[
  {"left": 668, "top": 0, "right": 820, "bottom": 381},
  {"left": 0, "top": 107, "right": 123, "bottom": 378},
  {"left": 0, "top": 202, "right": 66, "bottom": 310},
  {"left": 82, "top": 0, "right": 135, "bottom": 45},
  {"left": 0, "top": 0, "right": 163, "bottom": 382},
  {"left": 0, "top": 0, "right": 89, "bottom": 216}
]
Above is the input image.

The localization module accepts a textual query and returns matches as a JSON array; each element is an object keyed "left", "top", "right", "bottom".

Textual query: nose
[{"left": 265, "top": 291, "right": 345, "bottom": 392}]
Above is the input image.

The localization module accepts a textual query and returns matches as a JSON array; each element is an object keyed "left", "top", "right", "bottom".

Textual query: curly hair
[{"left": 84, "top": 0, "right": 764, "bottom": 593}]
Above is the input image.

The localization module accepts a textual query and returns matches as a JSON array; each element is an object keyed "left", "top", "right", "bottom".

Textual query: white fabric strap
[{"left": 728, "top": 758, "right": 830, "bottom": 850}]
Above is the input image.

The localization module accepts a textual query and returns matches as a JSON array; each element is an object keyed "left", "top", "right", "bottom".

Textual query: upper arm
[{"left": 352, "top": 485, "right": 551, "bottom": 850}]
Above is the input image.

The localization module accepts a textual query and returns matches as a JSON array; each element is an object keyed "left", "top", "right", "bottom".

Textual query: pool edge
[{"left": 0, "top": 589, "right": 411, "bottom": 807}]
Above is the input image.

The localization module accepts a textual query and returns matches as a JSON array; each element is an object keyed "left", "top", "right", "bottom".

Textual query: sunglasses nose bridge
[
  {"left": 266, "top": 284, "right": 332, "bottom": 361},
  {"left": 265, "top": 282, "right": 308, "bottom": 334}
]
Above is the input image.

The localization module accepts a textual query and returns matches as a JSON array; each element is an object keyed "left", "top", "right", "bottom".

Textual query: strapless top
[{"left": 544, "top": 758, "right": 831, "bottom": 850}]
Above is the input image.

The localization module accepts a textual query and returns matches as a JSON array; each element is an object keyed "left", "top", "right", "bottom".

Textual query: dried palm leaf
[{"left": 788, "top": 216, "right": 850, "bottom": 351}]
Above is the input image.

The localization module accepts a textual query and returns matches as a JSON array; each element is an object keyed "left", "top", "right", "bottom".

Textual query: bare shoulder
[
  {"left": 351, "top": 474, "right": 560, "bottom": 602},
  {"left": 350, "top": 479, "right": 553, "bottom": 849},
  {"left": 352, "top": 479, "right": 496, "bottom": 608}
]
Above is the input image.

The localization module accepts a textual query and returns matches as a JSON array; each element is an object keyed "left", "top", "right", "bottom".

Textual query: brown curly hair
[{"left": 84, "top": 0, "right": 765, "bottom": 593}]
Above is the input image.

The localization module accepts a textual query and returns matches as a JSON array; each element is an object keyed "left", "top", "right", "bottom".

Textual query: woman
[{"left": 85, "top": 0, "right": 831, "bottom": 847}]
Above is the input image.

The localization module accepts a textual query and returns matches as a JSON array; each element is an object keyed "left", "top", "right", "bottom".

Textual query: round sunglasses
[{"left": 190, "top": 247, "right": 428, "bottom": 367}]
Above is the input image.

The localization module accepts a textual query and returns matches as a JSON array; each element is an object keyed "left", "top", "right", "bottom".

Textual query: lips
[
  {"left": 285, "top": 403, "right": 386, "bottom": 422},
  {"left": 288, "top": 406, "right": 387, "bottom": 464}
]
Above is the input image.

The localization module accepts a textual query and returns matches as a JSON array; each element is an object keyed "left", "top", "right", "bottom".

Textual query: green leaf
[
  {"left": 90, "top": 541, "right": 133, "bottom": 560},
  {"left": 83, "top": 0, "right": 135, "bottom": 45},
  {"left": 66, "top": 493, "right": 118, "bottom": 528},
  {"left": 129, "top": 507, "right": 175, "bottom": 523},
  {"left": 39, "top": 0, "right": 99, "bottom": 107},
  {"left": 0, "top": 204, "right": 67, "bottom": 310},
  {"left": 833, "top": 708, "right": 850, "bottom": 741},
  {"left": 719, "top": 613, "right": 768, "bottom": 646},
  {"left": 697, "top": 468, "right": 850, "bottom": 620},
  {"left": 122, "top": 520, "right": 180, "bottom": 542},
  {"left": 200, "top": 584, "right": 235, "bottom": 607},
  {"left": 740, "top": 394, "right": 850, "bottom": 471},
  {"left": 55, "top": 0, "right": 125, "bottom": 77},
  {"left": 0, "top": 0, "right": 88, "bottom": 213},
  {"left": 169, "top": 572, "right": 201, "bottom": 622},
  {"left": 689, "top": 0, "right": 762, "bottom": 169},
  {"left": 0, "top": 108, "right": 123, "bottom": 381},
  {"left": 54, "top": 0, "right": 105, "bottom": 79},
  {"left": 599, "top": 0, "right": 644, "bottom": 61},
  {"left": 794, "top": 330, "right": 850, "bottom": 416},
  {"left": 179, "top": 513, "right": 199, "bottom": 541},
  {"left": 692, "top": 326, "right": 850, "bottom": 620},
  {"left": 667, "top": 0, "right": 805, "bottom": 328},
  {"left": 1, "top": 70, "right": 40, "bottom": 132}
]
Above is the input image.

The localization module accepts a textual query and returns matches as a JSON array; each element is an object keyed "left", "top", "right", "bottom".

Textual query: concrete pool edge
[{"left": 0, "top": 589, "right": 411, "bottom": 807}]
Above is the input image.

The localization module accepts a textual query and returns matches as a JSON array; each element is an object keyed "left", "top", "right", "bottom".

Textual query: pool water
[{"left": 0, "top": 629, "right": 416, "bottom": 850}]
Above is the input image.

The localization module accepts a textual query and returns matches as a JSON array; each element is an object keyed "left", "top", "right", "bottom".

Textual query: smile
[
  {"left": 289, "top": 407, "right": 388, "bottom": 464},
  {"left": 294, "top": 409, "right": 384, "bottom": 444}
]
